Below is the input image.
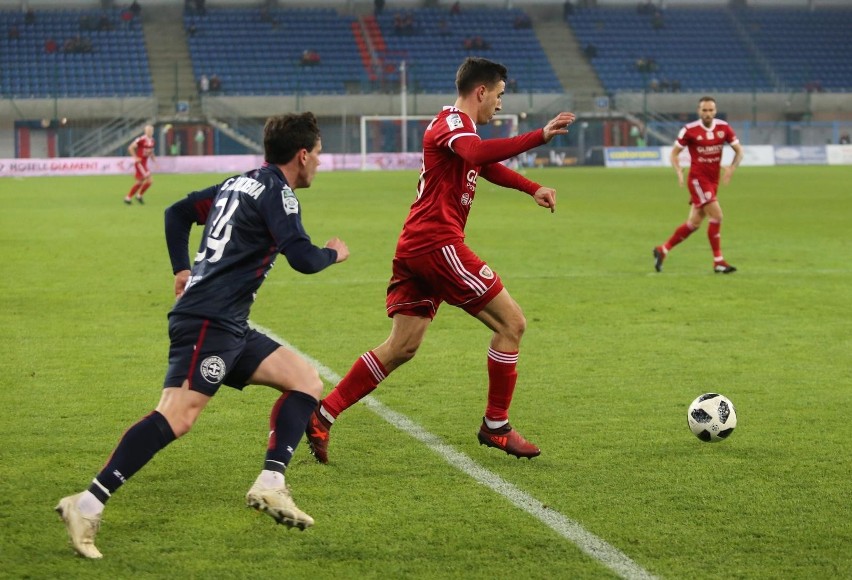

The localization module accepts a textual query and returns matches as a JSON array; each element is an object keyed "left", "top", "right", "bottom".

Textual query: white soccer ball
[{"left": 687, "top": 393, "right": 737, "bottom": 442}]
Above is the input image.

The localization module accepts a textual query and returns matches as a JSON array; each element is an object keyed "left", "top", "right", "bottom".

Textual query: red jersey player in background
[
  {"left": 654, "top": 96, "right": 743, "bottom": 273},
  {"left": 305, "top": 57, "right": 575, "bottom": 461},
  {"left": 124, "top": 124, "right": 156, "bottom": 205}
]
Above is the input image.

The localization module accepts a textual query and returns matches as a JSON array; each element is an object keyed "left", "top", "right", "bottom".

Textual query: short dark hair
[
  {"left": 698, "top": 96, "right": 716, "bottom": 105},
  {"left": 263, "top": 112, "right": 321, "bottom": 165},
  {"left": 455, "top": 57, "right": 508, "bottom": 96}
]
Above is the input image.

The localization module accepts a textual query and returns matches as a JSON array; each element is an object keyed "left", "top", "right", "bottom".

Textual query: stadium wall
[
  {"left": 2, "top": 92, "right": 849, "bottom": 123},
  {"left": 3, "top": 145, "right": 852, "bottom": 177},
  {"left": 1, "top": 1, "right": 849, "bottom": 8}
]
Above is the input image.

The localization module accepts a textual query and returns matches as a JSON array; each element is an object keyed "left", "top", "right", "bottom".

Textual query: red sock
[
  {"left": 126, "top": 183, "right": 141, "bottom": 198},
  {"left": 138, "top": 182, "right": 152, "bottom": 197},
  {"left": 322, "top": 351, "right": 387, "bottom": 418},
  {"left": 485, "top": 348, "right": 519, "bottom": 422},
  {"left": 663, "top": 222, "right": 697, "bottom": 252},
  {"left": 707, "top": 220, "right": 722, "bottom": 261}
]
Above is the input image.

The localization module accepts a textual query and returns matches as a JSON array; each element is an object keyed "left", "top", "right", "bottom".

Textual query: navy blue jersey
[{"left": 164, "top": 163, "right": 337, "bottom": 334}]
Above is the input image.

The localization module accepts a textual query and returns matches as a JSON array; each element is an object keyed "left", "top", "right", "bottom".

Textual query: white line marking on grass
[{"left": 254, "top": 324, "right": 658, "bottom": 580}]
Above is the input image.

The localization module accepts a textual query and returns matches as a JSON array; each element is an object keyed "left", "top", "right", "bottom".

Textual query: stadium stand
[
  {"left": 741, "top": 8, "right": 852, "bottom": 92},
  {"left": 184, "top": 8, "right": 362, "bottom": 95},
  {"left": 567, "top": 6, "right": 852, "bottom": 94},
  {"left": 371, "top": 7, "right": 562, "bottom": 94},
  {"left": 183, "top": 6, "right": 560, "bottom": 96},
  {"left": 0, "top": 8, "right": 152, "bottom": 98},
  {"left": 567, "top": 7, "right": 775, "bottom": 93}
]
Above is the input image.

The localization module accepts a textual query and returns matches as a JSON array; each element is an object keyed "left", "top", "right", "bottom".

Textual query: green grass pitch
[{"left": 1, "top": 166, "right": 850, "bottom": 578}]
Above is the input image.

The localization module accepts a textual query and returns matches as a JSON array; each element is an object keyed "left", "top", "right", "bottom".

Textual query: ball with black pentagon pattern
[{"left": 687, "top": 393, "right": 737, "bottom": 442}]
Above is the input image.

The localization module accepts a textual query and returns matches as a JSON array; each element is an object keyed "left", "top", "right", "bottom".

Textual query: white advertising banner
[
  {"left": 826, "top": 145, "right": 852, "bottom": 166},
  {"left": 0, "top": 153, "right": 426, "bottom": 177}
]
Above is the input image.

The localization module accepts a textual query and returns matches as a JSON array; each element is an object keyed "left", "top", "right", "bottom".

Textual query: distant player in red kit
[
  {"left": 124, "top": 124, "right": 156, "bottom": 205},
  {"left": 654, "top": 96, "right": 743, "bottom": 273},
  {"left": 305, "top": 57, "right": 576, "bottom": 461}
]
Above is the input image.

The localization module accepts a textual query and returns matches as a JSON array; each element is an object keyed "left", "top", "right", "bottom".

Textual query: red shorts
[
  {"left": 687, "top": 176, "right": 718, "bottom": 207},
  {"left": 386, "top": 242, "right": 504, "bottom": 319},
  {"left": 134, "top": 159, "right": 151, "bottom": 180}
]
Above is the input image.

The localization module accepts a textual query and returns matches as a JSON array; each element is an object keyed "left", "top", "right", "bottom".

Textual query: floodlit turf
[{"left": 1, "top": 166, "right": 850, "bottom": 578}]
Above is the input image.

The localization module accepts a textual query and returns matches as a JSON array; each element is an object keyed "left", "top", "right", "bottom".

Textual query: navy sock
[
  {"left": 264, "top": 391, "right": 318, "bottom": 473},
  {"left": 89, "top": 410, "right": 176, "bottom": 503}
]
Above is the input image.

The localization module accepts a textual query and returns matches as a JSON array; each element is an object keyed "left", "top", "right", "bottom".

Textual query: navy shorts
[{"left": 163, "top": 316, "right": 281, "bottom": 396}]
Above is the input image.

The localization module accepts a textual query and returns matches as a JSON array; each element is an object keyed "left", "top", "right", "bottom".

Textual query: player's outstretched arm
[{"left": 542, "top": 112, "right": 576, "bottom": 143}]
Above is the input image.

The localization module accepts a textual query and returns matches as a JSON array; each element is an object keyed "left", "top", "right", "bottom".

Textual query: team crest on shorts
[
  {"left": 200, "top": 356, "right": 226, "bottom": 383},
  {"left": 479, "top": 265, "right": 494, "bottom": 279}
]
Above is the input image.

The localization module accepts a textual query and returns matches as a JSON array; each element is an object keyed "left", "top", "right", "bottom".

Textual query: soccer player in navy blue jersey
[{"left": 56, "top": 113, "right": 349, "bottom": 559}]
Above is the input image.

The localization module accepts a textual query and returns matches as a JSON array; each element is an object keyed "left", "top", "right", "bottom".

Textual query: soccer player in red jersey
[
  {"left": 305, "top": 57, "right": 575, "bottom": 461},
  {"left": 654, "top": 96, "right": 744, "bottom": 273},
  {"left": 124, "top": 124, "right": 156, "bottom": 204}
]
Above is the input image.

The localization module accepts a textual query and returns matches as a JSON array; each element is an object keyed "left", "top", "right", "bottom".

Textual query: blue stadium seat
[{"left": 0, "top": 7, "right": 153, "bottom": 98}]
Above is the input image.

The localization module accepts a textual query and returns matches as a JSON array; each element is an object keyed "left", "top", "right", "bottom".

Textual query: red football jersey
[
  {"left": 133, "top": 134, "right": 155, "bottom": 160},
  {"left": 395, "top": 107, "right": 482, "bottom": 258},
  {"left": 675, "top": 119, "right": 738, "bottom": 183}
]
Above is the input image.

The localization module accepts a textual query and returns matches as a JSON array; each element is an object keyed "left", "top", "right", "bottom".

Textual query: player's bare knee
[
  {"left": 505, "top": 316, "right": 526, "bottom": 344},
  {"left": 300, "top": 367, "right": 323, "bottom": 399},
  {"left": 391, "top": 343, "right": 419, "bottom": 367},
  {"left": 165, "top": 412, "right": 197, "bottom": 438}
]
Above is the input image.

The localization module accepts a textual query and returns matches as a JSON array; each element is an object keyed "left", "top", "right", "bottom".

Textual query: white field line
[{"left": 253, "top": 324, "right": 659, "bottom": 580}]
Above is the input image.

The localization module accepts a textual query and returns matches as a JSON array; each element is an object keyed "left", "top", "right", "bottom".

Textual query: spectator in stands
[
  {"left": 209, "top": 74, "right": 221, "bottom": 91},
  {"left": 637, "top": 1, "right": 654, "bottom": 15},
  {"left": 513, "top": 14, "right": 532, "bottom": 30},
  {"left": 804, "top": 79, "right": 823, "bottom": 93},
  {"left": 563, "top": 1, "right": 574, "bottom": 19},
  {"left": 129, "top": 0, "right": 141, "bottom": 17},
  {"left": 300, "top": 49, "right": 321, "bottom": 67},
  {"left": 187, "top": 23, "right": 197, "bottom": 36},
  {"left": 670, "top": 78, "right": 681, "bottom": 92},
  {"left": 392, "top": 12, "right": 415, "bottom": 36},
  {"left": 506, "top": 77, "right": 519, "bottom": 93},
  {"left": 24, "top": 7, "right": 36, "bottom": 26},
  {"left": 651, "top": 10, "right": 665, "bottom": 29},
  {"left": 195, "top": 0, "right": 207, "bottom": 16},
  {"left": 374, "top": 0, "right": 385, "bottom": 16},
  {"left": 839, "top": 134, "right": 851, "bottom": 145},
  {"left": 198, "top": 74, "right": 209, "bottom": 93},
  {"left": 450, "top": 1, "right": 461, "bottom": 16},
  {"left": 583, "top": 43, "right": 597, "bottom": 59},
  {"left": 63, "top": 35, "right": 93, "bottom": 54},
  {"left": 648, "top": 76, "right": 660, "bottom": 92},
  {"left": 120, "top": 9, "right": 134, "bottom": 28},
  {"left": 44, "top": 37, "right": 58, "bottom": 54},
  {"left": 8, "top": 25, "right": 20, "bottom": 40},
  {"left": 463, "top": 36, "right": 490, "bottom": 51},
  {"left": 97, "top": 15, "right": 114, "bottom": 31}
]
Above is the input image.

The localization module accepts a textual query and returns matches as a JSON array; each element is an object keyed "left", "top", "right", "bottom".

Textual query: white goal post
[{"left": 359, "top": 114, "right": 520, "bottom": 171}]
